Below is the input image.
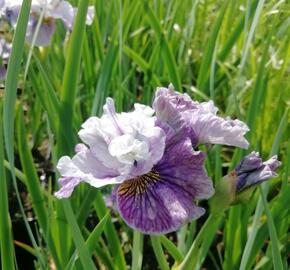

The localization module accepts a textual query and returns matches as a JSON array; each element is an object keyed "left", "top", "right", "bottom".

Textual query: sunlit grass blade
[
  {"left": 196, "top": 1, "right": 229, "bottom": 92},
  {"left": 218, "top": 0, "right": 258, "bottom": 62},
  {"left": 144, "top": 2, "right": 182, "bottom": 90}
]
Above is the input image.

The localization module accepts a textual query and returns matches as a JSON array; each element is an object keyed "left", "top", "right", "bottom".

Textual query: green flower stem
[
  {"left": 132, "top": 230, "right": 144, "bottom": 270},
  {"left": 178, "top": 214, "right": 223, "bottom": 270}
]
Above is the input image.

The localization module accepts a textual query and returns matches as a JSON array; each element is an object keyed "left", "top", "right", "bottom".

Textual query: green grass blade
[
  {"left": 3, "top": 0, "right": 31, "bottom": 177},
  {"left": 61, "top": 200, "right": 96, "bottom": 270},
  {"left": 17, "top": 108, "right": 48, "bottom": 228},
  {"left": 160, "top": 235, "right": 184, "bottom": 263},
  {"left": 91, "top": 44, "right": 118, "bottom": 116},
  {"left": 93, "top": 191, "right": 127, "bottom": 270},
  {"left": 0, "top": 105, "right": 15, "bottom": 270},
  {"left": 178, "top": 214, "right": 222, "bottom": 270},
  {"left": 239, "top": 110, "right": 288, "bottom": 270},
  {"left": 260, "top": 188, "right": 284, "bottom": 270},
  {"left": 57, "top": 0, "right": 90, "bottom": 155},
  {"left": 196, "top": 1, "right": 229, "bottom": 92},
  {"left": 144, "top": 2, "right": 182, "bottom": 90},
  {"left": 16, "top": 108, "right": 61, "bottom": 268},
  {"left": 65, "top": 212, "right": 110, "bottom": 270},
  {"left": 218, "top": 0, "right": 258, "bottom": 62},
  {"left": 150, "top": 236, "right": 170, "bottom": 270},
  {"left": 1, "top": 1, "right": 48, "bottom": 268}
]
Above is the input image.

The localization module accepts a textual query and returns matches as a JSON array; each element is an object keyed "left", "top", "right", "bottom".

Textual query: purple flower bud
[{"left": 235, "top": 152, "right": 281, "bottom": 193}]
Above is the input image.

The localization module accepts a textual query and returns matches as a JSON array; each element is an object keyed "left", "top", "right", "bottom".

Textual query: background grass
[{"left": 0, "top": 0, "right": 289, "bottom": 269}]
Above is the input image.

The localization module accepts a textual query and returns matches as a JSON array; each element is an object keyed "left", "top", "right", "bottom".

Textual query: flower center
[{"left": 118, "top": 170, "right": 160, "bottom": 195}]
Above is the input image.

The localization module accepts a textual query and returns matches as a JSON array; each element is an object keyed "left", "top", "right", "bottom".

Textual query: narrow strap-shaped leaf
[
  {"left": 144, "top": 2, "right": 182, "bottom": 91},
  {"left": 3, "top": 0, "right": 31, "bottom": 178},
  {"left": 57, "top": 0, "right": 90, "bottom": 155},
  {"left": 0, "top": 104, "right": 15, "bottom": 270},
  {"left": 150, "top": 236, "right": 170, "bottom": 270},
  {"left": 160, "top": 235, "right": 184, "bottom": 263},
  {"left": 17, "top": 108, "right": 61, "bottom": 268},
  {"left": 260, "top": 188, "right": 284, "bottom": 270},
  {"left": 196, "top": 0, "right": 229, "bottom": 92},
  {"left": 65, "top": 213, "right": 110, "bottom": 270},
  {"left": 132, "top": 230, "right": 144, "bottom": 270},
  {"left": 2, "top": 1, "right": 48, "bottom": 268}
]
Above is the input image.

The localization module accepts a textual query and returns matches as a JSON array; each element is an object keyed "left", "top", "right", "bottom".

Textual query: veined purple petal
[
  {"left": 235, "top": 152, "right": 281, "bottom": 193},
  {"left": 116, "top": 137, "right": 214, "bottom": 234}
]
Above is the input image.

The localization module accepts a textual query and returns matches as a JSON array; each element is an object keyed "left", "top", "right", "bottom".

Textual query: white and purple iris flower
[
  {"left": 235, "top": 152, "right": 281, "bottom": 193},
  {"left": 55, "top": 85, "right": 250, "bottom": 234},
  {"left": 2, "top": 0, "right": 95, "bottom": 47}
]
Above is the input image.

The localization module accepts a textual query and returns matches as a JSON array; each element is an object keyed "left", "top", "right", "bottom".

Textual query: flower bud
[{"left": 210, "top": 152, "right": 281, "bottom": 213}]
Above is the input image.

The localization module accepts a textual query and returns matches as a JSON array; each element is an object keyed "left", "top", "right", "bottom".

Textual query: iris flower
[
  {"left": 2, "top": 0, "right": 94, "bottom": 46},
  {"left": 55, "top": 85, "right": 250, "bottom": 234}
]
